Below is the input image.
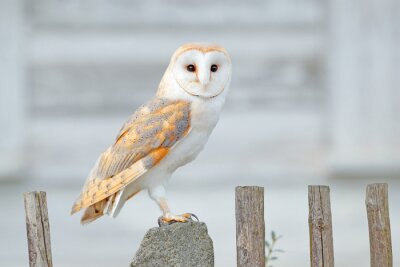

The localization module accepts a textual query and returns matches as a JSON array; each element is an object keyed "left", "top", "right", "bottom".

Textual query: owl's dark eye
[
  {"left": 210, "top": 64, "right": 218, "bottom": 72},
  {"left": 186, "top": 64, "right": 196, "bottom": 72}
]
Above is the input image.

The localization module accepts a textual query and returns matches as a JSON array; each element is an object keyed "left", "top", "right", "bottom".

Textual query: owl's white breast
[{"left": 163, "top": 98, "right": 223, "bottom": 172}]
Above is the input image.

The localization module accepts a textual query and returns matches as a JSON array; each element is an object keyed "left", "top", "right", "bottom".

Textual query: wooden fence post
[
  {"left": 366, "top": 183, "right": 392, "bottom": 267},
  {"left": 308, "top": 185, "right": 334, "bottom": 267},
  {"left": 235, "top": 186, "right": 265, "bottom": 267},
  {"left": 24, "top": 191, "right": 53, "bottom": 267}
]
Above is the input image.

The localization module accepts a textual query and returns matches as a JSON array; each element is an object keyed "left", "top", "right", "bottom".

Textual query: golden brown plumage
[{"left": 71, "top": 98, "right": 191, "bottom": 223}]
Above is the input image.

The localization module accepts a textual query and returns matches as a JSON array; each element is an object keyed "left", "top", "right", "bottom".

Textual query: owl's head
[{"left": 160, "top": 43, "right": 231, "bottom": 100}]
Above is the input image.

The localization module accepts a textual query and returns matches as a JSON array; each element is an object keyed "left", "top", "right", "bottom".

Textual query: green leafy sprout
[{"left": 265, "top": 231, "right": 284, "bottom": 267}]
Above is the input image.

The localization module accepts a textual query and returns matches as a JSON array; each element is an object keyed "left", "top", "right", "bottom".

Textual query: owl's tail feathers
[
  {"left": 75, "top": 185, "right": 142, "bottom": 224},
  {"left": 80, "top": 199, "right": 107, "bottom": 225},
  {"left": 80, "top": 190, "right": 124, "bottom": 224}
]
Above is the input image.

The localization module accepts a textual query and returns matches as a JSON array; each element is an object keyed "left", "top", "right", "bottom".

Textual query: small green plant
[{"left": 265, "top": 231, "right": 284, "bottom": 267}]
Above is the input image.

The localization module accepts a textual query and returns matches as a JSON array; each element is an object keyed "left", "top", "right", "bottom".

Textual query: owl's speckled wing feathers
[{"left": 71, "top": 98, "right": 191, "bottom": 214}]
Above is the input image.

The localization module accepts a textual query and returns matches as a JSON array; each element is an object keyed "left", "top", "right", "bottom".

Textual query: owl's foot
[{"left": 158, "top": 213, "right": 199, "bottom": 226}]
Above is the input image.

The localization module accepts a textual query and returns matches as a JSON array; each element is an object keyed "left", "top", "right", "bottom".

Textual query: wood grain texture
[
  {"left": 308, "top": 185, "right": 334, "bottom": 267},
  {"left": 235, "top": 186, "right": 265, "bottom": 267},
  {"left": 24, "top": 191, "right": 53, "bottom": 267},
  {"left": 366, "top": 183, "right": 392, "bottom": 267}
]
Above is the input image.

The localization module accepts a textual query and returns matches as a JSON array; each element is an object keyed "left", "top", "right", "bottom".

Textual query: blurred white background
[{"left": 1, "top": 0, "right": 400, "bottom": 266}]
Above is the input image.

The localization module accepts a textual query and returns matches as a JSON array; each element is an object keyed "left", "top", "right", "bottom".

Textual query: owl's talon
[
  {"left": 157, "top": 217, "right": 164, "bottom": 227},
  {"left": 157, "top": 212, "right": 199, "bottom": 227},
  {"left": 181, "top": 213, "right": 199, "bottom": 221}
]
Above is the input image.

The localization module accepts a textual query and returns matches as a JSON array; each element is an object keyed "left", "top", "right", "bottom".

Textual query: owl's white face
[{"left": 171, "top": 47, "right": 231, "bottom": 99}]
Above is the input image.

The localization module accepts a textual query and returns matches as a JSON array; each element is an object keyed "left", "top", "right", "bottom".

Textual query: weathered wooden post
[
  {"left": 235, "top": 186, "right": 265, "bottom": 267},
  {"left": 366, "top": 183, "right": 392, "bottom": 267},
  {"left": 308, "top": 185, "right": 334, "bottom": 267},
  {"left": 24, "top": 191, "right": 53, "bottom": 267}
]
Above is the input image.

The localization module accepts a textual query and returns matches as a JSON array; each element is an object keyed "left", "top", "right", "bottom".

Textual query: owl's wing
[{"left": 71, "top": 99, "right": 191, "bottom": 214}]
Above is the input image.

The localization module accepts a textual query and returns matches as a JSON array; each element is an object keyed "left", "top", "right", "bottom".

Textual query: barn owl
[{"left": 71, "top": 43, "right": 232, "bottom": 224}]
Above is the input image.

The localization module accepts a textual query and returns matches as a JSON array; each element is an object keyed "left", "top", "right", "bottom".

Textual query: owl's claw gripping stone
[{"left": 158, "top": 213, "right": 199, "bottom": 227}]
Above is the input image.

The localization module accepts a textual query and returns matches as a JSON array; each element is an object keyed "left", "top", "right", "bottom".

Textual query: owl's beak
[{"left": 198, "top": 70, "right": 210, "bottom": 87}]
